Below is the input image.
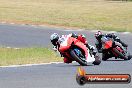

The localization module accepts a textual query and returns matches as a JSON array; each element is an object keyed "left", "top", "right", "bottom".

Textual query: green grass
[
  {"left": 0, "top": 0, "right": 132, "bottom": 32},
  {"left": 0, "top": 48, "right": 62, "bottom": 66}
]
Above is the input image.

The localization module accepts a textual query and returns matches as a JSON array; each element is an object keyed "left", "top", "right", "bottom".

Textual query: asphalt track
[{"left": 0, "top": 23, "right": 132, "bottom": 88}]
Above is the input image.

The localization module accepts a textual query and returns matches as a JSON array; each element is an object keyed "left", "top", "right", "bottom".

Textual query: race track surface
[{"left": 0, "top": 23, "right": 132, "bottom": 88}]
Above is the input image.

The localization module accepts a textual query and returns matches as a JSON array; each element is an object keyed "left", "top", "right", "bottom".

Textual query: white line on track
[
  {"left": 10, "top": 23, "right": 15, "bottom": 24},
  {"left": 121, "top": 32, "right": 131, "bottom": 34},
  {"left": 0, "top": 62, "right": 63, "bottom": 68},
  {"left": 107, "top": 31, "right": 117, "bottom": 33},
  {"left": 63, "top": 29, "right": 83, "bottom": 31},
  {"left": 0, "top": 22, "right": 131, "bottom": 34},
  {"left": 6, "top": 47, "right": 20, "bottom": 50},
  {"left": 1, "top": 21, "right": 7, "bottom": 24}
]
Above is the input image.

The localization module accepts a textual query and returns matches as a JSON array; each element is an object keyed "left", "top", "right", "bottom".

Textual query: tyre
[
  {"left": 92, "top": 55, "right": 101, "bottom": 65},
  {"left": 113, "top": 48, "right": 128, "bottom": 60},
  {"left": 70, "top": 49, "right": 88, "bottom": 66},
  {"left": 102, "top": 53, "right": 109, "bottom": 61},
  {"left": 127, "top": 53, "right": 132, "bottom": 60},
  {"left": 102, "top": 58, "right": 108, "bottom": 61}
]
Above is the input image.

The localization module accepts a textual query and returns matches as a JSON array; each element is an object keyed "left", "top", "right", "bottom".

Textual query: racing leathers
[
  {"left": 95, "top": 33, "right": 128, "bottom": 60},
  {"left": 51, "top": 33, "right": 96, "bottom": 63}
]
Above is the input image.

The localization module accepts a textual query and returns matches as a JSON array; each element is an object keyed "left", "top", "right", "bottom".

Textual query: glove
[
  {"left": 115, "top": 37, "right": 120, "bottom": 40},
  {"left": 53, "top": 46, "right": 57, "bottom": 52},
  {"left": 81, "top": 34, "right": 86, "bottom": 38}
]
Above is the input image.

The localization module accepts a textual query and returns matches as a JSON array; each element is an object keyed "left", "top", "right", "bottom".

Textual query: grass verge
[
  {"left": 0, "top": 0, "right": 132, "bottom": 32},
  {"left": 0, "top": 47, "right": 62, "bottom": 66}
]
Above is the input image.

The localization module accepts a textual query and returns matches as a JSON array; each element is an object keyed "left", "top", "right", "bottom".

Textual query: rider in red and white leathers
[{"left": 50, "top": 33, "right": 96, "bottom": 63}]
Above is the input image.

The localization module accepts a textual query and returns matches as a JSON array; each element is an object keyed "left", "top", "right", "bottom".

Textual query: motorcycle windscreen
[
  {"left": 59, "top": 37, "right": 74, "bottom": 52},
  {"left": 104, "top": 40, "right": 113, "bottom": 49}
]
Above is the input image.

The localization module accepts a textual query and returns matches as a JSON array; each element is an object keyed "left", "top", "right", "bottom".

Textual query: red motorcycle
[
  {"left": 101, "top": 36, "right": 132, "bottom": 61},
  {"left": 58, "top": 35, "right": 101, "bottom": 66}
]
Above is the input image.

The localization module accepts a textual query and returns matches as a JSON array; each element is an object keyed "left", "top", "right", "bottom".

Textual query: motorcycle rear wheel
[
  {"left": 127, "top": 53, "right": 132, "bottom": 60},
  {"left": 113, "top": 48, "right": 128, "bottom": 60},
  {"left": 92, "top": 55, "right": 101, "bottom": 65},
  {"left": 102, "top": 53, "right": 109, "bottom": 61}
]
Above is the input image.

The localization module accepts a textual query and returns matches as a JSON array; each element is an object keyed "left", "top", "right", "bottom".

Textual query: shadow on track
[
  {"left": 56, "top": 63, "right": 93, "bottom": 67},
  {"left": 105, "top": 59, "right": 125, "bottom": 61}
]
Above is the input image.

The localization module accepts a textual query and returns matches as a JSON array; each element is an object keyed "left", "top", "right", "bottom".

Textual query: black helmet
[{"left": 95, "top": 31, "right": 103, "bottom": 39}]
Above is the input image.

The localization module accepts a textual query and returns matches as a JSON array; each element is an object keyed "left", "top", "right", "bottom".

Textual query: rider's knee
[{"left": 63, "top": 57, "right": 72, "bottom": 63}]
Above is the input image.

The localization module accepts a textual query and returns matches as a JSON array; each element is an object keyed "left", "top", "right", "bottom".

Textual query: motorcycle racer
[
  {"left": 95, "top": 31, "right": 128, "bottom": 60},
  {"left": 50, "top": 33, "right": 96, "bottom": 63}
]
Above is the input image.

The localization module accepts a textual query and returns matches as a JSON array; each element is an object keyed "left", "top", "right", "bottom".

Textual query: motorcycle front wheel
[{"left": 70, "top": 49, "right": 88, "bottom": 66}]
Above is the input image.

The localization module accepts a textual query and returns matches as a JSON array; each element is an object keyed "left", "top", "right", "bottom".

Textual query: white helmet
[{"left": 50, "top": 33, "right": 60, "bottom": 42}]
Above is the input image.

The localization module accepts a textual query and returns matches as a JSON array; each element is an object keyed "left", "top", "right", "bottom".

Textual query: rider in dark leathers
[{"left": 95, "top": 31, "right": 128, "bottom": 60}]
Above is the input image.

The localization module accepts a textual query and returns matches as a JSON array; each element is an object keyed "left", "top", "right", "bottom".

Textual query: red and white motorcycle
[{"left": 58, "top": 34, "right": 101, "bottom": 66}]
